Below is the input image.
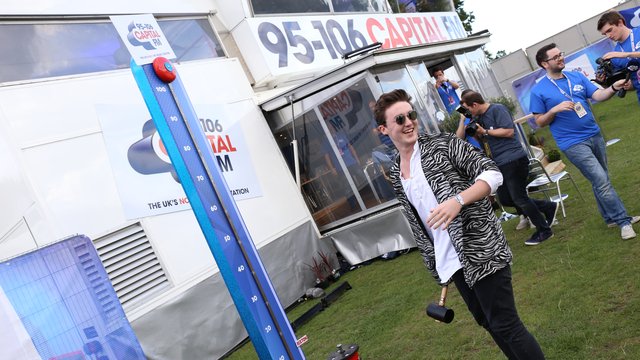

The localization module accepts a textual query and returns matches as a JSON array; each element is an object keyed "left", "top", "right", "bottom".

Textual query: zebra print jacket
[{"left": 389, "top": 133, "right": 512, "bottom": 288}]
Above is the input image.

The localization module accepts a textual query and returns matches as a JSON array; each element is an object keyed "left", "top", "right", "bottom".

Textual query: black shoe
[
  {"left": 525, "top": 230, "right": 554, "bottom": 246},
  {"left": 544, "top": 202, "right": 559, "bottom": 227}
]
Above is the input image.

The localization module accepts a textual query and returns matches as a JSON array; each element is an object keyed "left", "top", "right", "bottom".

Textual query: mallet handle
[{"left": 438, "top": 286, "right": 448, "bottom": 306}]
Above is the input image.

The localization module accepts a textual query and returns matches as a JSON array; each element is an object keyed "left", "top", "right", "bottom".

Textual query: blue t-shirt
[
  {"left": 463, "top": 117, "right": 481, "bottom": 148},
  {"left": 610, "top": 26, "right": 640, "bottom": 103},
  {"left": 529, "top": 71, "right": 600, "bottom": 151},
  {"left": 437, "top": 82, "right": 460, "bottom": 113},
  {"left": 476, "top": 103, "right": 526, "bottom": 166}
]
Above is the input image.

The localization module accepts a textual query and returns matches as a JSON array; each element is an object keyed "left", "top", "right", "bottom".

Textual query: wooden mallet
[{"left": 426, "top": 286, "right": 454, "bottom": 323}]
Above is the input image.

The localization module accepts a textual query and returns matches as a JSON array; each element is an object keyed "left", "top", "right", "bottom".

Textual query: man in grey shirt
[{"left": 461, "top": 90, "right": 558, "bottom": 246}]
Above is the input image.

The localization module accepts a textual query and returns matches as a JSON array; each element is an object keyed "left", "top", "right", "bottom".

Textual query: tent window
[
  {"left": 0, "top": 18, "right": 225, "bottom": 84},
  {"left": 268, "top": 78, "right": 397, "bottom": 230},
  {"left": 250, "top": 0, "right": 388, "bottom": 15}
]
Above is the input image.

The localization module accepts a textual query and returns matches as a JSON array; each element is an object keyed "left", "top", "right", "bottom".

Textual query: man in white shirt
[{"left": 374, "top": 89, "right": 545, "bottom": 359}]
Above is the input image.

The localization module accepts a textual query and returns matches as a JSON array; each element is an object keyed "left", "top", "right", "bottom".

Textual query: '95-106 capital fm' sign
[{"left": 246, "top": 12, "right": 465, "bottom": 75}]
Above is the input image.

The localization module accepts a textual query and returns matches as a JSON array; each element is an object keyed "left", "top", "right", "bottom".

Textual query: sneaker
[
  {"left": 525, "top": 230, "right": 554, "bottom": 246},
  {"left": 621, "top": 225, "right": 637, "bottom": 240},
  {"left": 516, "top": 215, "right": 529, "bottom": 230},
  {"left": 608, "top": 216, "right": 640, "bottom": 228},
  {"left": 499, "top": 211, "right": 518, "bottom": 222},
  {"left": 544, "top": 202, "right": 560, "bottom": 227}
]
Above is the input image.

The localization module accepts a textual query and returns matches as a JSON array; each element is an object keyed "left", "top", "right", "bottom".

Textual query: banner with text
[
  {"left": 246, "top": 12, "right": 465, "bottom": 75},
  {"left": 98, "top": 104, "right": 262, "bottom": 220}
]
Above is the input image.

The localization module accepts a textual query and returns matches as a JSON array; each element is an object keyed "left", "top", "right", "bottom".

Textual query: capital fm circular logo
[
  {"left": 128, "top": 119, "right": 180, "bottom": 182},
  {"left": 127, "top": 20, "right": 162, "bottom": 50}
]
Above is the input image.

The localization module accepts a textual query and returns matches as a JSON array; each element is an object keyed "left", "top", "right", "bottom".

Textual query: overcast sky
[{"left": 463, "top": 0, "right": 625, "bottom": 55}]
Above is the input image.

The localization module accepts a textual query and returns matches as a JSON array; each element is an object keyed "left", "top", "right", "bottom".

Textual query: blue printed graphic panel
[{"left": 0, "top": 235, "right": 145, "bottom": 360}]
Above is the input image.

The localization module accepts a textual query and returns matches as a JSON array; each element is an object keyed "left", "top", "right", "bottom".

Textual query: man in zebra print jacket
[{"left": 374, "top": 89, "right": 545, "bottom": 359}]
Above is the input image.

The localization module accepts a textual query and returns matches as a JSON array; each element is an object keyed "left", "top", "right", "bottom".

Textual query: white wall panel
[
  {"left": 0, "top": 220, "right": 37, "bottom": 261},
  {"left": 0, "top": 58, "right": 312, "bottom": 295},
  {"left": 212, "top": 0, "right": 250, "bottom": 31},
  {"left": 0, "top": 117, "right": 34, "bottom": 237},
  {"left": 141, "top": 211, "right": 217, "bottom": 286},
  {"left": 1, "top": 72, "right": 141, "bottom": 149},
  {"left": 21, "top": 132, "right": 126, "bottom": 239}
]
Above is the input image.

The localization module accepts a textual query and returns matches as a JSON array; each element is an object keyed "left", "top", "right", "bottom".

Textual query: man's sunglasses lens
[{"left": 395, "top": 110, "right": 418, "bottom": 125}]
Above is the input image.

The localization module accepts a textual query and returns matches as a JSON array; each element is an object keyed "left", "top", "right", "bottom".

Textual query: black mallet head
[{"left": 426, "top": 286, "right": 454, "bottom": 323}]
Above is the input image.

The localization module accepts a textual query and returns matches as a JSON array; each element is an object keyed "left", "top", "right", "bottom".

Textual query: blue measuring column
[{"left": 131, "top": 57, "right": 305, "bottom": 360}]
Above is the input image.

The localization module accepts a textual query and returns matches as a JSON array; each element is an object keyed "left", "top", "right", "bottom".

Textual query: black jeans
[
  {"left": 453, "top": 267, "right": 545, "bottom": 360},
  {"left": 498, "top": 156, "right": 553, "bottom": 233},
  {"left": 496, "top": 184, "right": 523, "bottom": 216}
]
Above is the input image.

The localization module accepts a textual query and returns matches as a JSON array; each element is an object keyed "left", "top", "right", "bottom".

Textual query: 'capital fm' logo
[
  {"left": 128, "top": 119, "right": 180, "bottom": 182},
  {"left": 127, "top": 20, "right": 163, "bottom": 50}
]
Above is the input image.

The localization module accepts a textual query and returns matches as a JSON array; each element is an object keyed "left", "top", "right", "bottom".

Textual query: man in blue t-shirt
[
  {"left": 530, "top": 43, "right": 638, "bottom": 240},
  {"left": 597, "top": 10, "right": 640, "bottom": 105},
  {"left": 432, "top": 66, "right": 461, "bottom": 114},
  {"left": 462, "top": 90, "right": 558, "bottom": 246}
]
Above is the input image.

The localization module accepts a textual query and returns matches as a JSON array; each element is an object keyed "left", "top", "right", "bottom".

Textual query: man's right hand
[
  {"left": 551, "top": 101, "right": 575, "bottom": 114},
  {"left": 602, "top": 51, "right": 625, "bottom": 60}
]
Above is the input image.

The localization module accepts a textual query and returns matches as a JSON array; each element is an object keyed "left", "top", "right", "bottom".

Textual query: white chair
[
  {"left": 513, "top": 114, "right": 584, "bottom": 218},
  {"left": 525, "top": 158, "right": 584, "bottom": 217}
]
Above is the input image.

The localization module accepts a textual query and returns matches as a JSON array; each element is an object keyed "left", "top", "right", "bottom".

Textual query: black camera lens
[
  {"left": 465, "top": 122, "right": 478, "bottom": 136},
  {"left": 456, "top": 106, "right": 472, "bottom": 119}
]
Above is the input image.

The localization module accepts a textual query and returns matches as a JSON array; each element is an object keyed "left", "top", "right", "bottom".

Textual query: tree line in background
[{"left": 390, "top": 0, "right": 507, "bottom": 60}]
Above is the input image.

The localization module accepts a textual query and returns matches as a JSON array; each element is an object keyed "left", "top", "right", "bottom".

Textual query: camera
[
  {"left": 455, "top": 106, "right": 477, "bottom": 136},
  {"left": 464, "top": 120, "right": 478, "bottom": 136},
  {"left": 595, "top": 58, "right": 640, "bottom": 97},
  {"left": 455, "top": 105, "right": 472, "bottom": 119},
  {"left": 594, "top": 57, "right": 627, "bottom": 87}
]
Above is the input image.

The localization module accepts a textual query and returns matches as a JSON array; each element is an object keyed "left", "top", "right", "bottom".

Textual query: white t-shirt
[{"left": 400, "top": 142, "right": 502, "bottom": 282}]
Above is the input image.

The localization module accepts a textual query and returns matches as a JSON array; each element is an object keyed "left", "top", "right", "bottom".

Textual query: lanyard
[
  {"left": 546, "top": 73, "right": 573, "bottom": 101},
  {"left": 617, "top": 30, "right": 636, "bottom": 53}
]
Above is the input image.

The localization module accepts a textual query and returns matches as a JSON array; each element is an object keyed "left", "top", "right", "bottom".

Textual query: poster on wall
[
  {"left": 110, "top": 14, "right": 176, "bottom": 65},
  {"left": 98, "top": 104, "right": 263, "bottom": 220},
  {"left": 512, "top": 38, "right": 614, "bottom": 117}
]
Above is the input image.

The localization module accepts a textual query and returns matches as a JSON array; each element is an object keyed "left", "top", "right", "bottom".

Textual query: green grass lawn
[{"left": 227, "top": 95, "right": 640, "bottom": 359}]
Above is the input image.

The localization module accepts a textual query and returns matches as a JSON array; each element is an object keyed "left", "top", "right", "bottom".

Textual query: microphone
[
  {"left": 618, "top": 59, "right": 640, "bottom": 98},
  {"left": 617, "top": 73, "right": 631, "bottom": 98}
]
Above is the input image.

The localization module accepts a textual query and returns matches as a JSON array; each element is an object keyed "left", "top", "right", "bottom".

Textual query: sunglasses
[{"left": 394, "top": 110, "right": 418, "bottom": 125}]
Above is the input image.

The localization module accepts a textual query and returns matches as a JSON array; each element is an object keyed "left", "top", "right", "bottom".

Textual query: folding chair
[{"left": 513, "top": 114, "right": 584, "bottom": 217}]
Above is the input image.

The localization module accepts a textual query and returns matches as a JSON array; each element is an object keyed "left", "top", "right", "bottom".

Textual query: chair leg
[{"left": 555, "top": 182, "right": 566, "bottom": 217}]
